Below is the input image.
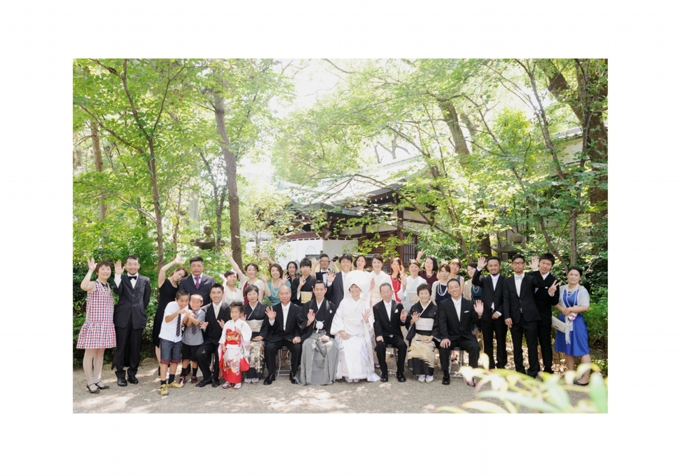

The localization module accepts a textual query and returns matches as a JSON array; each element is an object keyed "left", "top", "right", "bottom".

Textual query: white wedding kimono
[{"left": 330, "top": 296, "right": 380, "bottom": 382}]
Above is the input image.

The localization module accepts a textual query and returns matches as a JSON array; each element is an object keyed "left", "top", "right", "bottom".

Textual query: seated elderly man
[
  {"left": 261, "top": 285, "right": 302, "bottom": 385},
  {"left": 294, "top": 281, "right": 339, "bottom": 385}
]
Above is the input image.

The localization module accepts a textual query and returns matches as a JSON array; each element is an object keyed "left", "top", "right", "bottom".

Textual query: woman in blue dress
[{"left": 554, "top": 267, "right": 592, "bottom": 386}]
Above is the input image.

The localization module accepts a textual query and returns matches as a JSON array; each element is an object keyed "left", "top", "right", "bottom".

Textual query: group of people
[{"left": 76, "top": 249, "right": 593, "bottom": 396}]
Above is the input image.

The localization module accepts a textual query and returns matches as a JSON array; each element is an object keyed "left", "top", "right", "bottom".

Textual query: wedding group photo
[{"left": 72, "top": 58, "right": 608, "bottom": 414}]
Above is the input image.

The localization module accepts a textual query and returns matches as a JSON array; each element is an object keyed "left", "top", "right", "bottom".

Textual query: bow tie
[
  {"left": 129, "top": 275, "right": 137, "bottom": 280},
  {"left": 321, "top": 271, "right": 328, "bottom": 274}
]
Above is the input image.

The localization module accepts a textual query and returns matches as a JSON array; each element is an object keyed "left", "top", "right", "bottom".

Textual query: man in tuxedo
[
  {"left": 295, "top": 281, "right": 339, "bottom": 385},
  {"left": 373, "top": 283, "right": 408, "bottom": 382},
  {"left": 472, "top": 256, "right": 507, "bottom": 370},
  {"left": 112, "top": 255, "right": 152, "bottom": 386},
  {"left": 196, "top": 284, "right": 228, "bottom": 388},
  {"left": 179, "top": 256, "right": 216, "bottom": 306},
  {"left": 529, "top": 253, "right": 560, "bottom": 374},
  {"left": 437, "top": 278, "right": 483, "bottom": 386},
  {"left": 315, "top": 253, "right": 333, "bottom": 299},
  {"left": 261, "top": 285, "right": 302, "bottom": 385},
  {"left": 326, "top": 253, "right": 352, "bottom": 306},
  {"left": 502, "top": 255, "right": 555, "bottom": 378}
]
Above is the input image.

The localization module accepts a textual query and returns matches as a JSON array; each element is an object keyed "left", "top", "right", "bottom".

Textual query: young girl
[
  {"left": 406, "top": 284, "right": 439, "bottom": 382},
  {"left": 219, "top": 302, "right": 252, "bottom": 389},
  {"left": 78, "top": 258, "right": 116, "bottom": 394}
]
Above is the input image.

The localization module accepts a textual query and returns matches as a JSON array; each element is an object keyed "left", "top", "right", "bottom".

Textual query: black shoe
[
  {"left": 263, "top": 373, "right": 276, "bottom": 385},
  {"left": 127, "top": 376, "right": 139, "bottom": 384},
  {"left": 211, "top": 379, "right": 221, "bottom": 388},
  {"left": 573, "top": 379, "right": 589, "bottom": 386},
  {"left": 380, "top": 373, "right": 388, "bottom": 382},
  {"left": 117, "top": 376, "right": 127, "bottom": 387},
  {"left": 442, "top": 374, "right": 450, "bottom": 385},
  {"left": 396, "top": 372, "right": 406, "bottom": 383},
  {"left": 196, "top": 378, "right": 212, "bottom": 388}
]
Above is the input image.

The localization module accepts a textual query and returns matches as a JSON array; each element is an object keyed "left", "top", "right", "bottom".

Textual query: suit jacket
[
  {"left": 290, "top": 275, "right": 317, "bottom": 306},
  {"left": 326, "top": 271, "right": 346, "bottom": 308},
  {"left": 297, "top": 298, "right": 337, "bottom": 341},
  {"left": 437, "top": 297, "right": 478, "bottom": 341},
  {"left": 502, "top": 273, "right": 542, "bottom": 324},
  {"left": 529, "top": 271, "right": 560, "bottom": 322},
  {"left": 179, "top": 274, "right": 216, "bottom": 307},
  {"left": 373, "top": 300, "right": 407, "bottom": 339},
  {"left": 260, "top": 302, "right": 302, "bottom": 342},
  {"left": 113, "top": 274, "right": 152, "bottom": 329},
  {"left": 472, "top": 269, "right": 506, "bottom": 322},
  {"left": 201, "top": 301, "right": 230, "bottom": 345}
]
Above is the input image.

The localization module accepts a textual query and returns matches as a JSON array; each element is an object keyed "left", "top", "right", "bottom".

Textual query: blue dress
[{"left": 554, "top": 288, "right": 590, "bottom": 356}]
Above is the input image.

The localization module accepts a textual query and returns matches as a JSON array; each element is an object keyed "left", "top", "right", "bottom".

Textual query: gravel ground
[{"left": 73, "top": 357, "right": 483, "bottom": 413}]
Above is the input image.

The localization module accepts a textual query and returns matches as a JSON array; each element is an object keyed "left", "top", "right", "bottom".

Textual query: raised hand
[
  {"left": 474, "top": 299, "right": 484, "bottom": 316},
  {"left": 361, "top": 308, "right": 371, "bottom": 323},
  {"left": 530, "top": 256, "right": 539, "bottom": 271},
  {"left": 114, "top": 260, "right": 123, "bottom": 275},
  {"left": 299, "top": 275, "right": 306, "bottom": 287},
  {"left": 87, "top": 258, "right": 97, "bottom": 272},
  {"left": 477, "top": 256, "right": 487, "bottom": 271},
  {"left": 307, "top": 309, "right": 315, "bottom": 325},
  {"left": 548, "top": 280, "right": 559, "bottom": 295},
  {"left": 261, "top": 272, "right": 269, "bottom": 283},
  {"left": 265, "top": 306, "right": 276, "bottom": 320},
  {"left": 400, "top": 309, "right": 407, "bottom": 322},
  {"left": 416, "top": 250, "right": 424, "bottom": 261},
  {"left": 223, "top": 248, "right": 232, "bottom": 258},
  {"left": 411, "top": 311, "right": 421, "bottom": 323},
  {"left": 174, "top": 254, "right": 184, "bottom": 265},
  {"left": 400, "top": 271, "right": 408, "bottom": 286},
  {"left": 327, "top": 270, "right": 335, "bottom": 284},
  {"left": 283, "top": 273, "right": 291, "bottom": 283}
]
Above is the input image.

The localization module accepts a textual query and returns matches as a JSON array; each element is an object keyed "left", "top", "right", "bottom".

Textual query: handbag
[{"left": 551, "top": 315, "right": 567, "bottom": 333}]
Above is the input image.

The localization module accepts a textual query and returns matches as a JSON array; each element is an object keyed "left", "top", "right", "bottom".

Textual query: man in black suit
[
  {"left": 112, "top": 255, "right": 152, "bottom": 386},
  {"left": 373, "top": 283, "right": 408, "bottom": 382},
  {"left": 315, "top": 253, "right": 333, "bottom": 299},
  {"left": 261, "top": 285, "right": 302, "bottom": 385},
  {"left": 179, "top": 256, "right": 216, "bottom": 306},
  {"left": 437, "top": 278, "right": 484, "bottom": 386},
  {"left": 502, "top": 255, "right": 556, "bottom": 378},
  {"left": 529, "top": 254, "right": 560, "bottom": 374},
  {"left": 326, "top": 253, "right": 353, "bottom": 306},
  {"left": 472, "top": 256, "right": 507, "bottom": 370},
  {"left": 196, "top": 283, "right": 228, "bottom": 387}
]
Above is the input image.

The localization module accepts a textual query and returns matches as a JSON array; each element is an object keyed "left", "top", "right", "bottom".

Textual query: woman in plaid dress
[{"left": 77, "top": 258, "right": 116, "bottom": 394}]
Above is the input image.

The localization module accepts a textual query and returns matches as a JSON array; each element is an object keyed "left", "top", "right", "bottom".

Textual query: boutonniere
[
  {"left": 394, "top": 309, "right": 400, "bottom": 314},
  {"left": 329, "top": 310, "right": 333, "bottom": 314}
]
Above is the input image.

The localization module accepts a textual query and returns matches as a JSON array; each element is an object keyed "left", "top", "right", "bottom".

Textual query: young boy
[
  {"left": 158, "top": 289, "right": 191, "bottom": 396},
  {"left": 219, "top": 302, "right": 252, "bottom": 389},
  {"left": 179, "top": 294, "right": 205, "bottom": 385}
]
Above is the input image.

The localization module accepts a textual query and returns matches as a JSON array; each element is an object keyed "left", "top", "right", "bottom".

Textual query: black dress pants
[
  {"left": 438, "top": 336, "right": 480, "bottom": 374},
  {"left": 481, "top": 317, "right": 508, "bottom": 369},
  {"left": 537, "top": 315, "right": 554, "bottom": 373},
  {"left": 196, "top": 341, "right": 221, "bottom": 382},
  {"left": 113, "top": 322, "right": 143, "bottom": 378},
  {"left": 375, "top": 334, "right": 407, "bottom": 374},
  {"left": 509, "top": 316, "right": 539, "bottom": 377},
  {"left": 265, "top": 339, "right": 301, "bottom": 377}
]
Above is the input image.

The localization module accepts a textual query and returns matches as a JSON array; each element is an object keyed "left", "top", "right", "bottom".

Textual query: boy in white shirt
[{"left": 158, "top": 289, "right": 193, "bottom": 396}]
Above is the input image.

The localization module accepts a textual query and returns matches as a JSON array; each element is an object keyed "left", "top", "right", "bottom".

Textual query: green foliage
[
  {"left": 439, "top": 362, "right": 607, "bottom": 414},
  {"left": 586, "top": 288, "right": 608, "bottom": 352}
]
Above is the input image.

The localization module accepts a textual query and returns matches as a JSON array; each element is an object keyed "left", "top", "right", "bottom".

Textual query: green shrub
[{"left": 586, "top": 287, "right": 608, "bottom": 353}]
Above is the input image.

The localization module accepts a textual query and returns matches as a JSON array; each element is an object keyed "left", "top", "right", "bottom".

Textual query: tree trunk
[
  {"left": 213, "top": 91, "right": 243, "bottom": 269},
  {"left": 146, "top": 143, "right": 165, "bottom": 274},
  {"left": 91, "top": 121, "right": 107, "bottom": 221},
  {"left": 437, "top": 98, "right": 471, "bottom": 167}
]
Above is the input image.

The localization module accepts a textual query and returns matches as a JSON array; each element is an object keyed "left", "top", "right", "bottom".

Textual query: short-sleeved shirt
[
  {"left": 159, "top": 301, "right": 185, "bottom": 343},
  {"left": 182, "top": 308, "right": 205, "bottom": 346}
]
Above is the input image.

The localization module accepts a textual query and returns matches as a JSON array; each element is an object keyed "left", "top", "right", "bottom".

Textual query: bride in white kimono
[{"left": 331, "top": 276, "right": 380, "bottom": 383}]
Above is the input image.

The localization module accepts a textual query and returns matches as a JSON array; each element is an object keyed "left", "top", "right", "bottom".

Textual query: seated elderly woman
[{"left": 330, "top": 275, "right": 380, "bottom": 383}]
